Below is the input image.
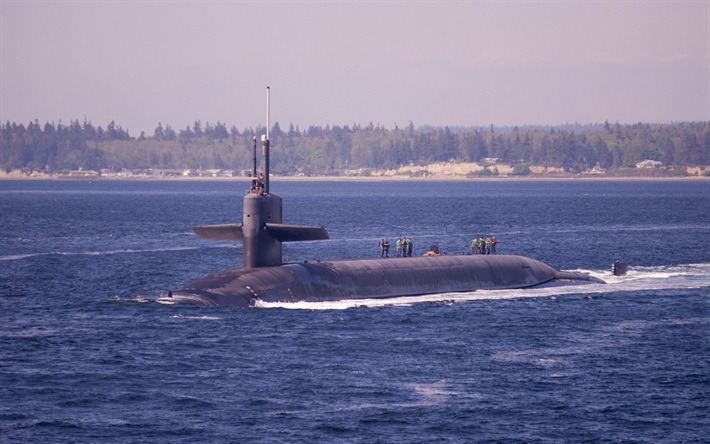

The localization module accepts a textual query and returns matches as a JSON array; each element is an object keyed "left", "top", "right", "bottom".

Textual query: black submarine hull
[{"left": 168, "top": 255, "right": 604, "bottom": 307}]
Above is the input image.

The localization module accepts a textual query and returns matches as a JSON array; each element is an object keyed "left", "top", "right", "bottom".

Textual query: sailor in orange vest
[{"left": 256, "top": 171, "right": 265, "bottom": 195}]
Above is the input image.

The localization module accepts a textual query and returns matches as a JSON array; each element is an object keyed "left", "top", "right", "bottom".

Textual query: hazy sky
[{"left": 2, "top": 1, "right": 708, "bottom": 134}]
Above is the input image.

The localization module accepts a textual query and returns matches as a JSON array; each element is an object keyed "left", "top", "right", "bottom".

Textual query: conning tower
[{"left": 191, "top": 87, "right": 328, "bottom": 267}]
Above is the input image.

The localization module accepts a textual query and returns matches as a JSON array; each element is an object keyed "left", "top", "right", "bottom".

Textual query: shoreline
[
  {"left": 3, "top": 161, "right": 707, "bottom": 182},
  {"left": 1, "top": 173, "right": 708, "bottom": 182}
]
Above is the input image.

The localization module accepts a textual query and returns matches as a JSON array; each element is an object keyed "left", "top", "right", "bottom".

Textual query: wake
[
  {"left": 0, "top": 244, "right": 240, "bottom": 261},
  {"left": 255, "top": 263, "right": 710, "bottom": 310}
]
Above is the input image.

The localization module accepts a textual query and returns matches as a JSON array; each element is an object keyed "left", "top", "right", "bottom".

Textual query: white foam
[
  {"left": 255, "top": 263, "right": 710, "bottom": 310},
  {"left": 171, "top": 315, "right": 221, "bottom": 320},
  {"left": 114, "top": 296, "right": 151, "bottom": 303},
  {"left": 0, "top": 246, "right": 201, "bottom": 261},
  {"left": 155, "top": 299, "right": 179, "bottom": 305},
  {"left": 0, "top": 253, "right": 38, "bottom": 261}
]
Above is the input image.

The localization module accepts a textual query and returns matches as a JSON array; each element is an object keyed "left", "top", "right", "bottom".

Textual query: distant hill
[{"left": 1, "top": 119, "right": 708, "bottom": 174}]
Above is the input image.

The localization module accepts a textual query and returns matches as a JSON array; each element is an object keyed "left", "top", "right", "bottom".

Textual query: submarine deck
[{"left": 168, "top": 254, "right": 604, "bottom": 307}]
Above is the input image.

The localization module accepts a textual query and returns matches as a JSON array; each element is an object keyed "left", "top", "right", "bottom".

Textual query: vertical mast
[
  {"left": 251, "top": 136, "right": 257, "bottom": 188},
  {"left": 263, "top": 86, "right": 270, "bottom": 194}
]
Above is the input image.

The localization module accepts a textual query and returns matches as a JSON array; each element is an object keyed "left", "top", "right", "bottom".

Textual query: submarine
[{"left": 165, "top": 87, "right": 604, "bottom": 307}]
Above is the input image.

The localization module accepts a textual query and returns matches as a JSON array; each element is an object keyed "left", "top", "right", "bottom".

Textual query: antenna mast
[
  {"left": 263, "top": 86, "right": 270, "bottom": 194},
  {"left": 251, "top": 136, "right": 257, "bottom": 189}
]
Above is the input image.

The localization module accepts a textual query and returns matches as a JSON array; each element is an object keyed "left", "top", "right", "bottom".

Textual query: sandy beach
[{"left": 1, "top": 162, "right": 708, "bottom": 182}]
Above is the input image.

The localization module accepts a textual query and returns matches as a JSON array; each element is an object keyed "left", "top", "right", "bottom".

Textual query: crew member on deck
[{"left": 256, "top": 172, "right": 265, "bottom": 195}]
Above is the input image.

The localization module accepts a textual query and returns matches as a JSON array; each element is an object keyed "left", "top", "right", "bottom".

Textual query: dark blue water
[{"left": 1, "top": 179, "right": 709, "bottom": 443}]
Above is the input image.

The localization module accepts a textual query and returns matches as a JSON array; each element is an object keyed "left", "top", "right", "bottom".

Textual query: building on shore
[
  {"left": 581, "top": 166, "right": 607, "bottom": 176},
  {"left": 636, "top": 160, "right": 662, "bottom": 168}
]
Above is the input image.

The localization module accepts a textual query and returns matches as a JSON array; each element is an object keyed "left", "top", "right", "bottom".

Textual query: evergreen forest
[{"left": 1, "top": 119, "right": 709, "bottom": 174}]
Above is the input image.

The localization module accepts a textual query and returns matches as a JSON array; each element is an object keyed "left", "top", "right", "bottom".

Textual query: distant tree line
[{"left": 1, "top": 118, "right": 708, "bottom": 173}]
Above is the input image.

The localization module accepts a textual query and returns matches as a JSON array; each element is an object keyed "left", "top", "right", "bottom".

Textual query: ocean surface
[{"left": 1, "top": 179, "right": 709, "bottom": 443}]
